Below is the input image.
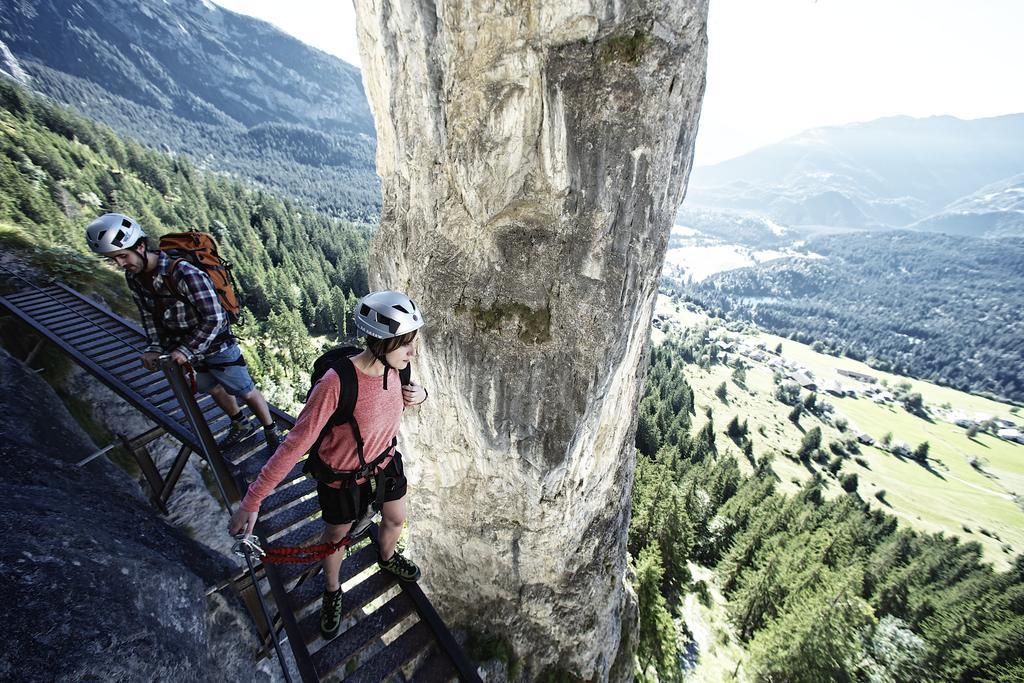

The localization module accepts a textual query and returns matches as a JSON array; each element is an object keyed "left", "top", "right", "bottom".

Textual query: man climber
[{"left": 85, "top": 212, "right": 279, "bottom": 451}]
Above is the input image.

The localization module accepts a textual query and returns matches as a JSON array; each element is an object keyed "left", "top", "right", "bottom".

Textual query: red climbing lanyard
[{"left": 233, "top": 533, "right": 352, "bottom": 564}]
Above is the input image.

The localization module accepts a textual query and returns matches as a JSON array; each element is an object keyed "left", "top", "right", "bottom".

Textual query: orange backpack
[{"left": 158, "top": 231, "right": 242, "bottom": 324}]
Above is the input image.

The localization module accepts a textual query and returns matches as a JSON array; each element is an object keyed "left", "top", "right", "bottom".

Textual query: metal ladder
[{"left": 0, "top": 281, "right": 481, "bottom": 682}]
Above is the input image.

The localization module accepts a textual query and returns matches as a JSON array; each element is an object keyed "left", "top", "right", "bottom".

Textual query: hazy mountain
[
  {"left": 911, "top": 173, "right": 1024, "bottom": 238},
  {"left": 685, "top": 114, "right": 1024, "bottom": 231},
  {"left": 0, "top": 0, "right": 379, "bottom": 219},
  {"left": 675, "top": 205, "right": 792, "bottom": 248}
]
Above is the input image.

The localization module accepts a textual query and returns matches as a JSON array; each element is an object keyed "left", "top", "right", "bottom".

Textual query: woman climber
[{"left": 229, "top": 290, "right": 428, "bottom": 640}]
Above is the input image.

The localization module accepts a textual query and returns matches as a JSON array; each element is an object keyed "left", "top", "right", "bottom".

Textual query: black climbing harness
[{"left": 301, "top": 347, "right": 412, "bottom": 513}]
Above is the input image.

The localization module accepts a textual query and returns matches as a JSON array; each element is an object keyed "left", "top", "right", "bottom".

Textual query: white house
[
  {"left": 891, "top": 441, "right": 912, "bottom": 457},
  {"left": 824, "top": 380, "right": 846, "bottom": 397},
  {"left": 837, "top": 368, "right": 878, "bottom": 384},
  {"left": 788, "top": 370, "right": 817, "bottom": 391},
  {"left": 856, "top": 432, "right": 876, "bottom": 446},
  {"left": 997, "top": 428, "right": 1024, "bottom": 444}
]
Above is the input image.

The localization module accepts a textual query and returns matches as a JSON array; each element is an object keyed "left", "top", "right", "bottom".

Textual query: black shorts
[{"left": 316, "top": 453, "right": 407, "bottom": 525}]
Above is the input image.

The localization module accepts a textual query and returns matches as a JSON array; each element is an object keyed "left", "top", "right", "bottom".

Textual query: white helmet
[
  {"left": 85, "top": 213, "right": 146, "bottom": 254},
  {"left": 354, "top": 291, "right": 424, "bottom": 339}
]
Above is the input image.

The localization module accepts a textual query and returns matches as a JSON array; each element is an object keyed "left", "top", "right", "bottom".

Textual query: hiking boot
[
  {"left": 319, "top": 588, "right": 344, "bottom": 640},
  {"left": 378, "top": 551, "right": 421, "bottom": 582},
  {"left": 218, "top": 419, "right": 256, "bottom": 449},
  {"left": 263, "top": 424, "right": 281, "bottom": 452}
]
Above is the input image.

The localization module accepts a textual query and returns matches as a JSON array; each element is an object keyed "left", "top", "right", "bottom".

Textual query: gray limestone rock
[
  {"left": 354, "top": 1, "right": 707, "bottom": 679},
  {"left": 0, "top": 39, "right": 29, "bottom": 85},
  {"left": 0, "top": 349, "right": 266, "bottom": 681}
]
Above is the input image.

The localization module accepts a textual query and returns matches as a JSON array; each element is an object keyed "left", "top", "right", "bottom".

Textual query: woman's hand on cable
[
  {"left": 402, "top": 382, "right": 427, "bottom": 407},
  {"left": 229, "top": 507, "right": 259, "bottom": 536}
]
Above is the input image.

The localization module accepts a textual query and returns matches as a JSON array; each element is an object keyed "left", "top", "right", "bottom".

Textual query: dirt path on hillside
[{"left": 680, "top": 564, "right": 746, "bottom": 682}]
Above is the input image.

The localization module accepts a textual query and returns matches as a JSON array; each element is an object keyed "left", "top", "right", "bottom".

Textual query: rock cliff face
[
  {"left": 0, "top": 39, "right": 29, "bottom": 85},
  {"left": 354, "top": 1, "right": 707, "bottom": 678},
  {"left": 0, "top": 349, "right": 265, "bottom": 681}
]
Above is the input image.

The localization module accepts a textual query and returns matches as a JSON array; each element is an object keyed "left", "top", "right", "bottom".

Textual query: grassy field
[{"left": 654, "top": 295, "right": 1024, "bottom": 571}]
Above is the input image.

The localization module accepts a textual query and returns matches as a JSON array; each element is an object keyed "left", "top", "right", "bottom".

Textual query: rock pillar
[{"left": 354, "top": 1, "right": 707, "bottom": 677}]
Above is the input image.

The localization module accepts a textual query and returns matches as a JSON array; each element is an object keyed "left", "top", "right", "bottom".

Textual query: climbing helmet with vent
[
  {"left": 354, "top": 291, "right": 424, "bottom": 339},
  {"left": 85, "top": 213, "right": 146, "bottom": 254}
]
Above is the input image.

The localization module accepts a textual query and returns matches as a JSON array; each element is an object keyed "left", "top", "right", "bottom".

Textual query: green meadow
[{"left": 654, "top": 296, "right": 1024, "bottom": 570}]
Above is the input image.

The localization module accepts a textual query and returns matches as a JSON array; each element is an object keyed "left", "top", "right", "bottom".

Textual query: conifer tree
[
  {"left": 747, "top": 566, "right": 875, "bottom": 682},
  {"left": 635, "top": 542, "right": 680, "bottom": 681},
  {"left": 912, "top": 441, "right": 929, "bottom": 463},
  {"left": 730, "top": 539, "right": 786, "bottom": 641},
  {"left": 726, "top": 415, "right": 744, "bottom": 443}
]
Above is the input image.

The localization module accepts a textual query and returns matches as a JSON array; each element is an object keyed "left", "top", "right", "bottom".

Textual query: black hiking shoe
[
  {"left": 320, "top": 588, "right": 344, "bottom": 640},
  {"left": 263, "top": 424, "right": 281, "bottom": 452},
  {"left": 218, "top": 419, "right": 256, "bottom": 449},
  {"left": 378, "top": 551, "right": 421, "bottom": 582}
]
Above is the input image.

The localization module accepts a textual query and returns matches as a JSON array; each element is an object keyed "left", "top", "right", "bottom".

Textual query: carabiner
[{"left": 232, "top": 533, "right": 266, "bottom": 559}]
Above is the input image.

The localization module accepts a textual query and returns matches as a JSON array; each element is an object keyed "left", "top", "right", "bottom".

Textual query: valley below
[{"left": 653, "top": 295, "right": 1024, "bottom": 571}]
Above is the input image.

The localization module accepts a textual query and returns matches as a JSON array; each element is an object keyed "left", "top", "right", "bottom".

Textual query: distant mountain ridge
[
  {"left": 685, "top": 114, "right": 1024, "bottom": 234},
  {"left": 912, "top": 173, "right": 1024, "bottom": 238},
  {"left": 0, "top": 0, "right": 380, "bottom": 218}
]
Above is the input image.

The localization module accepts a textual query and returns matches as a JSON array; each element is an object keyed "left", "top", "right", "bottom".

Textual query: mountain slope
[{"left": 0, "top": 0, "right": 379, "bottom": 218}]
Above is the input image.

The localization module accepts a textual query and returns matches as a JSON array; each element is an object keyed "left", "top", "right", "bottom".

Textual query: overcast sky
[{"left": 213, "top": 0, "right": 1024, "bottom": 166}]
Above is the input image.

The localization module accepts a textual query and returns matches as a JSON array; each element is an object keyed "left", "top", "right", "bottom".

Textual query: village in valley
[{"left": 651, "top": 294, "right": 1024, "bottom": 570}]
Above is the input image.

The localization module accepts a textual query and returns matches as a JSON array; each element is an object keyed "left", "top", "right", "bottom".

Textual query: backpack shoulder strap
[
  {"left": 331, "top": 356, "right": 359, "bottom": 427},
  {"left": 399, "top": 363, "right": 412, "bottom": 386},
  {"left": 163, "top": 258, "right": 191, "bottom": 303},
  {"left": 324, "top": 354, "right": 366, "bottom": 467}
]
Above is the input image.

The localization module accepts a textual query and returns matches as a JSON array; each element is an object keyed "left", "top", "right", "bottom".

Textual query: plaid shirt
[{"left": 126, "top": 251, "right": 232, "bottom": 359}]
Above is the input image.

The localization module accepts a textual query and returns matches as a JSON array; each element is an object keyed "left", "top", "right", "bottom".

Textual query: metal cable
[{"left": 200, "top": 440, "right": 296, "bottom": 683}]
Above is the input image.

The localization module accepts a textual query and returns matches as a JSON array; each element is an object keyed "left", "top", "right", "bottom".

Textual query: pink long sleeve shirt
[{"left": 240, "top": 366, "right": 404, "bottom": 512}]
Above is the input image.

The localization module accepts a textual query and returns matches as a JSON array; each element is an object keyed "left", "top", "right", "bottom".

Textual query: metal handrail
[
  {"left": 159, "top": 355, "right": 240, "bottom": 501},
  {"left": 157, "top": 356, "right": 293, "bottom": 683}
]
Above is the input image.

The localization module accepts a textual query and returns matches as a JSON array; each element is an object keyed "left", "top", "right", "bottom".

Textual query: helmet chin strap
[
  {"left": 369, "top": 346, "right": 393, "bottom": 390},
  {"left": 135, "top": 246, "right": 151, "bottom": 273}
]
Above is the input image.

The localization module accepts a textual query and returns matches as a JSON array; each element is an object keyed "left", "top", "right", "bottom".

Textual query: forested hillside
[
  {"left": 631, "top": 336, "right": 1024, "bottom": 682},
  {"left": 21, "top": 64, "right": 379, "bottom": 219},
  {"left": 0, "top": 78, "right": 370, "bottom": 407},
  {"left": 677, "top": 230, "right": 1024, "bottom": 403},
  {"left": 0, "top": 0, "right": 380, "bottom": 219}
]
